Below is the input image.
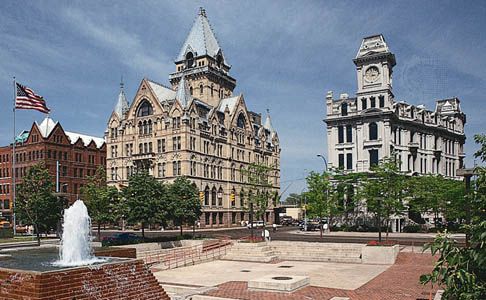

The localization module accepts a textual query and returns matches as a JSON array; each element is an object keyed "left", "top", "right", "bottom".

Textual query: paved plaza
[{"left": 153, "top": 251, "right": 438, "bottom": 300}]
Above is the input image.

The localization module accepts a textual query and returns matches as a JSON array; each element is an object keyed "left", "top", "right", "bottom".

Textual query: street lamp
[
  {"left": 317, "top": 154, "right": 329, "bottom": 236},
  {"left": 317, "top": 154, "right": 328, "bottom": 172}
]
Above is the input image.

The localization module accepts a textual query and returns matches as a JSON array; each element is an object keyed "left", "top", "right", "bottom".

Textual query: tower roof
[
  {"left": 113, "top": 81, "right": 129, "bottom": 118},
  {"left": 175, "top": 76, "right": 192, "bottom": 108},
  {"left": 36, "top": 116, "right": 58, "bottom": 138},
  {"left": 176, "top": 7, "right": 227, "bottom": 65},
  {"left": 356, "top": 34, "right": 391, "bottom": 58},
  {"left": 263, "top": 109, "right": 275, "bottom": 133}
]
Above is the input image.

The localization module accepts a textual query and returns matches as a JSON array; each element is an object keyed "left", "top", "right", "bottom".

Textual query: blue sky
[{"left": 0, "top": 0, "right": 485, "bottom": 198}]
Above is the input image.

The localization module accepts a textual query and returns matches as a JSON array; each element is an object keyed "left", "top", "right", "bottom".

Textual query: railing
[{"left": 143, "top": 239, "right": 233, "bottom": 270}]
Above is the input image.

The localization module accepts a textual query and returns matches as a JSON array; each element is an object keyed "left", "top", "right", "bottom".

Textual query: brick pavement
[{"left": 203, "top": 252, "right": 437, "bottom": 300}]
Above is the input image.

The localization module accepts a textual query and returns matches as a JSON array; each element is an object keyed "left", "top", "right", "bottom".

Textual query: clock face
[{"left": 364, "top": 66, "right": 380, "bottom": 82}]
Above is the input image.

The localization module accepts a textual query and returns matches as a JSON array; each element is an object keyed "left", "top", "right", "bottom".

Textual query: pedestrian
[
  {"left": 197, "top": 221, "right": 201, "bottom": 229},
  {"left": 272, "top": 223, "right": 277, "bottom": 232},
  {"left": 323, "top": 223, "right": 329, "bottom": 233}
]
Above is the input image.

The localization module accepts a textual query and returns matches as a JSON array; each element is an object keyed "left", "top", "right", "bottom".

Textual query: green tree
[
  {"left": 358, "top": 156, "right": 406, "bottom": 241},
  {"left": 80, "top": 166, "right": 120, "bottom": 241},
  {"left": 242, "top": 163, "right": 276, "bottom": 239},
  {"left": 16, "top": 163, "right": 62, "bottom": 245},
  {"left": 122, "top": 171, "right": 169, "bottom": 238},
  {"left": 168, "top": 176, "right": 201, "bottom": 236},
  {"left": 282, "top": 193, "right": 302, "bottom": 206},
  {"left": 305, "top": 171, "right": 335, "bottom": 233},
  {"left": 420, "top": 134, "right": 486, "bottom": 298}
]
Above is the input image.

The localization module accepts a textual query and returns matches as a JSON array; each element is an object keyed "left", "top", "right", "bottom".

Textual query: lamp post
[{"left": 317, "top": 154, "right": 329, "bottom": 236}]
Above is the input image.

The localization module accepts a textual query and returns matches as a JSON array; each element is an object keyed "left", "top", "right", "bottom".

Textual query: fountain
[
  {"left": 0, "top": 199, "right": 170, "bottom": 299},
  {"left": 54, "top": 200, "right": 104, "bottom": 267}
]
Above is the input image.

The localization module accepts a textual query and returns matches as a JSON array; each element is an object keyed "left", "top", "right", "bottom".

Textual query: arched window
[
  {"left": 199, "top": 84, "right": 204, "bottom": 95},
  {"left": 369, "top": 122, "right": 378, "bottom": 140},
  {"left": 204, "top": 186, "right": 210, "bottom": 206},
  {"left": 211, "top": 187, "right": 217, "bottom": 206},
  {"left": 148, "top": 120, "right": 152, "bottom": 134},
  {"left": 138, "top": 121, "right": 143, "bottom": 135},
  {"left": 237, "top": 113, "right": 246, "bottom": 128},
  {"left": 341, "top": 102, "right": 348, "bottom": 116},
  {"left": 218, "top": 187, "right": 223, "bottom": 206},
  {"left": 186, "top": 52, "right": 194, "bottom": 68},
  {"left": 137, "top": 100, "right": 153, "bottom": 117},
  {"left": 190, "top": 86, "right": 193, "bottom": 95},
  {"left": 143, "top": 120, "right": 147, "bottom": 135}
]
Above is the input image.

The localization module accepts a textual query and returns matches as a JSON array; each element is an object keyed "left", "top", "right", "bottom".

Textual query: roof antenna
[{"left": 120, "top": 75, "right": 124, "bottom": 90}]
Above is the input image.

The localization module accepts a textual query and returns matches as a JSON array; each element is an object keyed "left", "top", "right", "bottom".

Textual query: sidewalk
[{"left": 292, "top": 229, "right": 465, "bottom": 239}]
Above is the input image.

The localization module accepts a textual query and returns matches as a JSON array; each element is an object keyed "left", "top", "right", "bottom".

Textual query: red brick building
[{"left": 0, "top": 117, "right": 106, "bottom": 223}]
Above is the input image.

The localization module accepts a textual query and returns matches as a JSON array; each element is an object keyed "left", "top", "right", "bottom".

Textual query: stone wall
[
  {"left": 0, "top": 259, "right": 170, "bottom": 300},
  {"left": 94, "top": 247, "right": 136, "bottom": 258}
]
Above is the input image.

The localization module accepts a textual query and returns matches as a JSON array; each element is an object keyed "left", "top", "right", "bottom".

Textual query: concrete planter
[{"left": 362, "top": 244, "right": 399, "bottom": 265}]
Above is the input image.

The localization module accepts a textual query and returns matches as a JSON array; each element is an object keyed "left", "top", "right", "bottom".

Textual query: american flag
[{"left": 15, "top": 83, "right": 50, "bottom": 114}]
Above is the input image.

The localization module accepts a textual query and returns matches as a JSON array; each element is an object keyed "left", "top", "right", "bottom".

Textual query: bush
[{"left": 402, "top": 225, "right": 421, "bottom": 233}]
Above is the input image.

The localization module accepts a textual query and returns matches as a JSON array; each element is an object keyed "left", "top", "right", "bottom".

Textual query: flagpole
[{"left": 12, "top": 77, "right": 17, "bottom": 236}]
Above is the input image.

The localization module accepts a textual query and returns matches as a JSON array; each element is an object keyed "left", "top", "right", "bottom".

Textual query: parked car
[
  {"left": 102, "top": 232, "right": 142, "bottom": 246},
  {"left": 280, "top": 217, "right": 294, "bottom": 226},
  {"left": 299, "top": 221, "right": 320, "bottom": 231},
  {"left": 247, "top": 221, "right": 265, "bottom": 229}
]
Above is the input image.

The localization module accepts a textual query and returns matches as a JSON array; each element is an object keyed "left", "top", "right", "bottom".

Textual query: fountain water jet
[{"left": 54, "top": 199, "right": 104, "bottom": 267}]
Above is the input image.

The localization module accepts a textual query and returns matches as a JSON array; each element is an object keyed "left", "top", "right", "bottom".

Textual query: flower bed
[{"left": 367, "top": 240, "right": 399, "bottom": 246}]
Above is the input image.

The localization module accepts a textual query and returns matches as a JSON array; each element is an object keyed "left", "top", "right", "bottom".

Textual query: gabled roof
[
  {"left": 175, "top": 76, "right": 192, "bottom": 108},
  {"left": 64, "top": 131, "right": 105, "bottom": 148},
  {"left": 217, "top": 95, "right": 239, "bottom": 113},
  {"left": 147, "top": 80, "right": 176, "bottom": 103},
  {"left": 36, "top": 117, "right": 58, "bottom": 138},
  {"left": 113, "top": 84, "right": 129, "bottom": 118},
  {"left": 176, "top": 8, "right": 227, "bottom": 65}
]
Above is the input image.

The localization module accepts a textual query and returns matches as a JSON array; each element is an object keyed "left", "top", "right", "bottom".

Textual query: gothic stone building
[
  {"left": 106, "top": 9, "right": 280, "bottom": 227},
  {"left": 325, "top": 35, "right": 466, "bottom": 231},
  {"left": 0, "top": 117, "right": 106, "bottom": 223}
]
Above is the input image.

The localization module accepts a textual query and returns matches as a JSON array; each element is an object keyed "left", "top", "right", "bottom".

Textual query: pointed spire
[
  {"left": 175, "top": 76, "right": 192, "bottom": 109},
  {"left": 114, "top": 78, "right": 129, "bottom": 118},
  {"left": 263, "top": 109, "right": 275, "bottom": 133},
  {"left": 176, "top": 8, "right": 227, "bottom": 65}
]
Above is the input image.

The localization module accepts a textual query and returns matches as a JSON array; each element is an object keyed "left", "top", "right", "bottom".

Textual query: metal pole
[
  {"left": 56, "top": 161, "right": 60, "bottom": 193},
  {"left": 12, "top": 77, "right": 17, "bottom": 235}
]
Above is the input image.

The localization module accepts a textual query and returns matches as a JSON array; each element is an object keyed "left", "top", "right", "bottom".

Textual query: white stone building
[{"left": 325, "top": 35, "right": 466, "bottom": 231}]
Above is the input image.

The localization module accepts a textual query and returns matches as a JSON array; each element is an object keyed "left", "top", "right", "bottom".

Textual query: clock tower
[{"left": 353, "top": 34, "right": 396, "bottom": 110}]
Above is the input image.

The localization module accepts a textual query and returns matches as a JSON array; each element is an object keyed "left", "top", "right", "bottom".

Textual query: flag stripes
[{"left": 15, "top": 83, "right": 50, "bottom": 113}]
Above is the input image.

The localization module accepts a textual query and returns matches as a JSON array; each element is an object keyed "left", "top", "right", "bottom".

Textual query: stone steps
[{"left": 222, "top": 242, "right": 278, "bottom": 263}]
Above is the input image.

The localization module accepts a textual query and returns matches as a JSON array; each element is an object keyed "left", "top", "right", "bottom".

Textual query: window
[
  {"left": 199, "top": 84, "right": 203, "bottom": 95},
  {"left": 237, "top": 113, "right": 246, "bottom": 128},
  {"left": 369, "top": 149, "right": 379, "bottom": 167},
  {"left": 370, "top": 97, "right": 376, "bottom": 108},
  {"left": 158, "top": 163, "right": 166, "bottom": 177},
  {"left": 338, "top": 126, "right": 344, "bottom": 143},
  {"left": 341, "top": 102, "right": 348, "bottom": 116},
  {"left": 185, "top": 52, "right": 194, "bottom": 68},
  {"left": 346, "top": 153, "right": 353, "bottom": 170},
  {"left": 211, "top": 187, "right": 217, "bottom": 206},
  {"left": 346, "top": 125, "right": 352, "bottom": 143},
  {"left": 204, "top": 187, "right": 210, "bottom": 206},
  {"left": 137, "top": 100, "right": 153, "bottom": 117},
  {"left": 369, "top": 122, "right": 378, "bottom": 140},
  {"left": 338, "top": 154, "right": 345, "bottom": 169},
  {"left": 379, "top": 96, "right": 385, "bottom": 108},
  {"left": 361, "top": 98, "right": 367, "bottom": 110}
]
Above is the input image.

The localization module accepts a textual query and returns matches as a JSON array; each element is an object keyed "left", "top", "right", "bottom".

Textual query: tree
[
  {"left": 408, "top": 175, "right": 464, "bottom": 227},
  {"left": 281, "top": 193, "right": 302, "bottom": 206},
  {"left": 80, "top": 166, "right": 120, "bottom": 241},
  {"left": 305, "top": 171, "right": 334, "bottom": 234},
  {"left": 242, "top": 163, "right": 276, "bottom": 239},
  {"left": 16, "top": 163, "right": 62, "bottom": 245},
  {"left": 420, "top": 134, "right": 486, "bottom": 298},
  {"left": 358, "top": 156, "right": 406, "bottom": 241},
  {"left": 122, "top": 171, "right": 169, "bottom": 238},
  {"left": 168, "top": 177, "right": 201, "bottom": 236}
]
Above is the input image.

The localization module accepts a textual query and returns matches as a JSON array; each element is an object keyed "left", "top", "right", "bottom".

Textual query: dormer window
[
  {"left": 137, "top": 100, "right": 153, "bottom": 117},
  {"left": 186, "top": 52, "right": 194, "bottom": 68},
  {"left": 216, "top": 54, "right": 223, "bottom": 68},
  {"left": 237, "top": 113, "right": 246, "bottom": 129}
]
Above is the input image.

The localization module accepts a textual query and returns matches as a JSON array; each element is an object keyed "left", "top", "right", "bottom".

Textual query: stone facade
[
  {"left": 325, "top": 34, "right": 466, "bottom": 178},
  {"left": 0, "top": 117, "right": 105, "bottom": 223},
  {"left": 325, "top": 35, "right": 466, "bottom": 232},
  {"left": 105, "top": 8, "right": 280, "bottom": 227}
]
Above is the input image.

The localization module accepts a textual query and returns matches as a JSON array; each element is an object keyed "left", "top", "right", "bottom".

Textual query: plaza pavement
[{"left": 153, "top": 251, "right": 438, "bottom": 300}]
